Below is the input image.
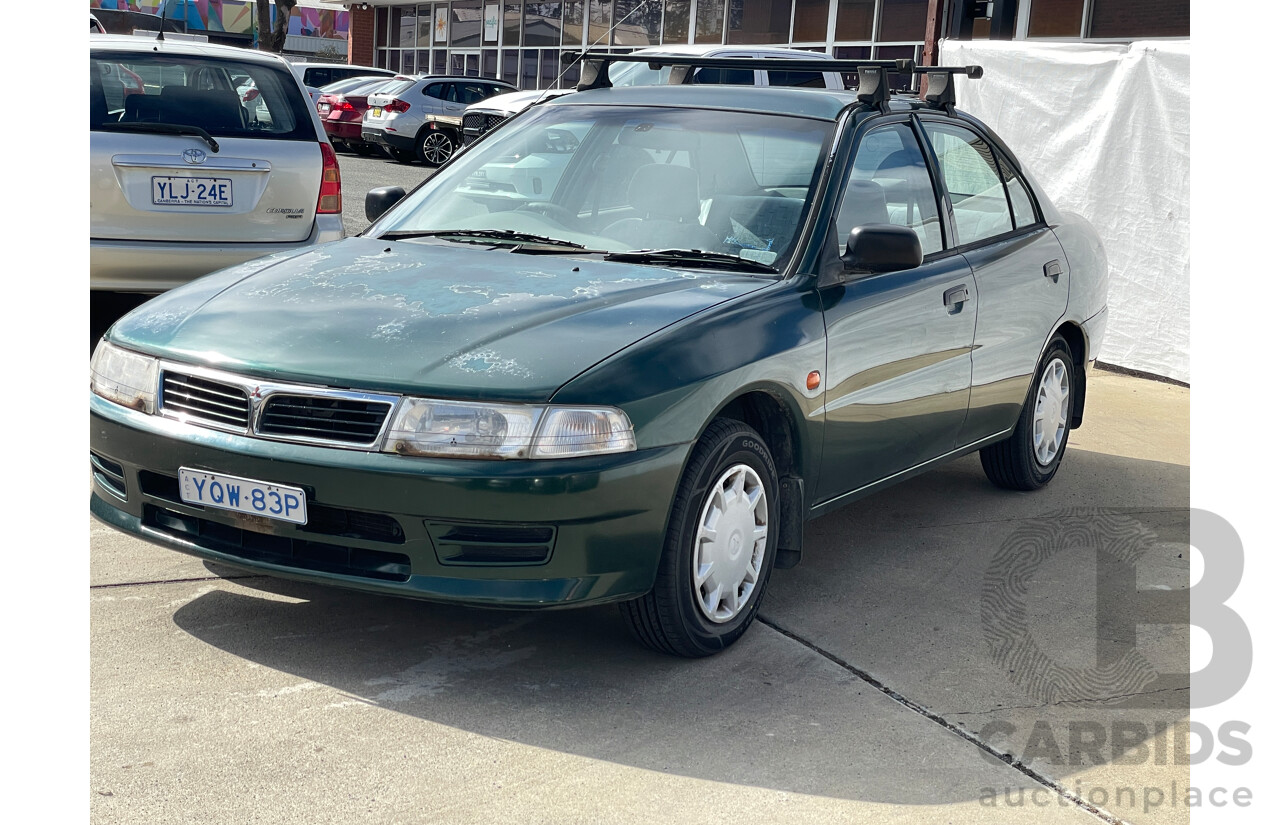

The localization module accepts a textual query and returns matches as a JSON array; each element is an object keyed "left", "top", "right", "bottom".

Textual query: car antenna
[
  {"left": 912, "top": 65, "right": 983, "bottom": 116},
  {"left": 539, "top": 0, "right": 657, "bottom": 103},
  {"left": 156, "top": 0, "right": 170, "bottom": 42}
]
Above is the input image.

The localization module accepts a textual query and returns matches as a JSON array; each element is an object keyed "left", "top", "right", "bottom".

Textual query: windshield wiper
[
  {"left": 603, "top": 248, "right": 779, "bottom": 275},
  {"left": 97, "top": 122, "right": 219, "bottom": 153},
  {"left": 380, "top": 229, "right": 588, "bottom": 249}
]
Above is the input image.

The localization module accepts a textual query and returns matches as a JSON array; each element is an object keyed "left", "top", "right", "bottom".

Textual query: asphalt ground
[{"left": 90, "top": 367, "right": 1191, "bottom": 824}]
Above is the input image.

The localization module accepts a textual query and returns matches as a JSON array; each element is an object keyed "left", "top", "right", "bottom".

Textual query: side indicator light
[{"left": 806, "top": 371, "right": 821, "bottom": 391}]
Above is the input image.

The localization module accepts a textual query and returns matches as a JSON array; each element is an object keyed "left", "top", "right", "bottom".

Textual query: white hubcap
[
  {"left": 1032, "top": 357, "right": 1070, "bottom": 465},
  {"left": 692, "top": 464, "right": 768, "bottom": 623}
]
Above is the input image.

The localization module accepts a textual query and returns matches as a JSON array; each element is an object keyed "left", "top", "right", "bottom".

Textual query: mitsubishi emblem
[{"left": 182, "top": 148, "right": 207, "bottom": 165}]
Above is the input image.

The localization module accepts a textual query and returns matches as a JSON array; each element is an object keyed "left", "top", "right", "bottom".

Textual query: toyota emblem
[{"left": 182, "top": 148, "right": 207, "bottom": 165}]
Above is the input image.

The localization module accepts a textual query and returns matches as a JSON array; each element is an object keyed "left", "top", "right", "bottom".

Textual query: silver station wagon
[{"left": 90, "top": 35, "right": 344, "bottom": 293}]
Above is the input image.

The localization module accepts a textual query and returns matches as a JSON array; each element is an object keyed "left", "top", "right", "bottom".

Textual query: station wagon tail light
[
  {"left": 90, "top": 341, "right": 158, "bottom": 414},
  {"left": 317, "top": 142, "right": 342, "bottom": 214},
  {"left": 383, "top": 399, "right": 636, "bottom": 460},
  {"left": 384, "top": 99, "right": 411, "bottom": 113}
]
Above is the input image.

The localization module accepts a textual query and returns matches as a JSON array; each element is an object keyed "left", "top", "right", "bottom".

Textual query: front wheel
[
  {"left": 980, "top": 336, "right": 1075, "bottom": 490},
  {"left": 620, "top": 419, "right": 779, "bottom": 657},
  {"left": 416, "top": 129, "right": 456, "bottom": 166}
]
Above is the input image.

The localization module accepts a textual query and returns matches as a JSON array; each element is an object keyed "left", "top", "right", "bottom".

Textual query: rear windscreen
[{"left": 90, "top": 51, "right": 317, "bottom": 141}]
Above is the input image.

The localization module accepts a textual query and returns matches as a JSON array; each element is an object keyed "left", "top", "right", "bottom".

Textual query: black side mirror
[
  {"left": 841, "top": 224, "right": 923, "bottom": 277},
  {"left": 365, "top": 186, "right": 406, "bottom": 223}
]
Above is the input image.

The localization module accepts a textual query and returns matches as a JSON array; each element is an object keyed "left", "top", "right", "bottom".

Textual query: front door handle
[
  {"left": 943, "top": 284, "right": 970, "bottom": 312},
  {"left": 1044, "top": 259, "right": 1063, "bottom": 282}
]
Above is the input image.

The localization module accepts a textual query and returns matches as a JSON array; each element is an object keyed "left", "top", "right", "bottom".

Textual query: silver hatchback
[{"left": 90, "top": 36, "right": 344, "bottom": 292}]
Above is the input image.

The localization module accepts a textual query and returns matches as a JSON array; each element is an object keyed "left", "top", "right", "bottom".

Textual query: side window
[
  {"left": 766, "top": 70, "right": 826, "bottom": 88},
  {"left": 837, "top": 123, "right": 943, "bottom": 256},
  {"left": 305, "top": 68, "right": 332, "bottom": 88},
  {"left": 458, "top": 83, "right": 489, "bottom": 105},
  {"left": 997, "top": 155, "right": 1039, "bottom": 229},
  {"left": 924, "top": 122, "right": 1014, "bottom": 246},
  {"left": 690, "top": 67, "right": 755, "bottom": 85},
  {"left": 424, "top": 82, "right": 447, "bottom": 100}
]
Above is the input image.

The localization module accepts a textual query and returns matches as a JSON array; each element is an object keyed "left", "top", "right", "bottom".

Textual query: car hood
[{"left": 109, "top": 237, "right": 767, "bottom": 402}]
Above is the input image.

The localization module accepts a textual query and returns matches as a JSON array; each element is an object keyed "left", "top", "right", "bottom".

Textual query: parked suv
[
  {"left": 90, "top": 35, "right": 344, "bottom": 292},
  {"left": 363, "top": 76, "right": 516, "bottom": 164},
  {"left": 461, "top": 44, "right": 845, "bottom": 145}
]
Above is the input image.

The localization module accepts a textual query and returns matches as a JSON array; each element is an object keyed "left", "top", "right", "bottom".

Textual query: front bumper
[
  {"left": 91, "top": 214, "right": 344, "bottom": 293},
  {"left": 90, "top": 394, "right": 685, "bottom": 608}
]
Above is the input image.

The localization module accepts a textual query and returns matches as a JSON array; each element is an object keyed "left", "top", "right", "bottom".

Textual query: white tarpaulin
[{"left": 939, "top": 38, "right": 1190, "bottom": 383}]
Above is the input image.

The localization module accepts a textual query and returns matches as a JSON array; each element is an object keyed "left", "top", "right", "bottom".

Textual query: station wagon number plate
[
  {"left": 152, "top": 176, "right": 233, "bottom": 207},
  {"left": 371, "top": 106, "right": 382, "bottom": 117},
  {"left": 178, "top": 468, "right": 308, "bottom": 525}
]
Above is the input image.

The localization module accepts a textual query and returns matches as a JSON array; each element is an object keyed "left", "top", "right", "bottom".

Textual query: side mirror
[
  {"left": 365, "top": 186, "right": 406, "bottom": 223},
  {"left": 841, "top": 224, "right": 923, "bottom": 277}
]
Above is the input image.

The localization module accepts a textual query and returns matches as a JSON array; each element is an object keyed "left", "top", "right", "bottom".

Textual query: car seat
[{"left": 604, "top": 163, "right": 719, "bottom": 251}]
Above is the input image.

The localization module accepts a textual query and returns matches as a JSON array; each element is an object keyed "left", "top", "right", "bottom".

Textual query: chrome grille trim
[{"left": 155, "top": 360, "right": 401, "bottom": 450}]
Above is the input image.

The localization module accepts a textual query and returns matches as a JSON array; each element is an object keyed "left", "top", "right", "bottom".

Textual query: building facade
[{"left": 331, "top": 0, "right": 1188, "bottom": 89}]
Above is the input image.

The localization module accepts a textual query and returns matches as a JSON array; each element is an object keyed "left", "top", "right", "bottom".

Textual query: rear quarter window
[{"left": 91, "top": 51, "right": 317, "bottom": 141}]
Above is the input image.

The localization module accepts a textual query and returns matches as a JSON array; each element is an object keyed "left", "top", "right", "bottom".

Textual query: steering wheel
[{"left": 516, "top": 201, "right": 582, "bottom": 229}]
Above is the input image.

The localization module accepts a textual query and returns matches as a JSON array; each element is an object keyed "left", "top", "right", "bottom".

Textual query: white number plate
[
  {"left": 179, "top": 468, "right": 308, "bottom": 525},
  {"left": 152, "top": 176, "right": 233, "bottom": 207}
]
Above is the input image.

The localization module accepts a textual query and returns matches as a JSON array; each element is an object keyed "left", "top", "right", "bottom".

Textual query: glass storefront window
[
  {"left": 399, "top": 7, "right": 418, "bottom": 47},
  {"left": 792, "top": 0, "right": 829, "bottom": 42},
  {"left": 1090, "top": 0, "right": 1189, "bottom": 38},
  {"left": 502, "top": 50, "right": 520, "bottom": 84},
  {"left": 588, "top": 0, "right": 612, "bottom": 45},
  {"left": 526, "top": 2, "right": 563, "bottom": 47},
  {"left": 834, "top": 0, "right": 873, "bottom": 40},
  {"left": 873, "top": 44, "right": 918, "bottom": 90},
  {"left": 522, "top": 49, "right": 539, "bottom": 89},
  {"left": 452, "top": 0, "right": 483, "bottom": 46},
  {"left": 662, "top": 0, "right": 690, "bottom": 43},
  {"left": 1028, "top": 0, "right": 1084, "bottom": 37},
  {"left": 694, "top": 0, "right": 723, "bottom": 43},
  {"left": 726, "top": 0, "right": 790, "bottom": 45},
  {"left": 483, "top": 49, "right": 498, "bottom": 77},
  {"left": 878, "top": 0, "right": 927, "bottom": 41},
  {"left": 562, "top": 2, "right": 585, "bottom": 46},
  {"left": 613, "top": 0, "right": 661, "bottom": 46}
]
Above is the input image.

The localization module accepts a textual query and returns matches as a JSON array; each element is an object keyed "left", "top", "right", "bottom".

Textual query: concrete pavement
[{"left": 90, "top": 368, "right": 1189, "bottom": 824}]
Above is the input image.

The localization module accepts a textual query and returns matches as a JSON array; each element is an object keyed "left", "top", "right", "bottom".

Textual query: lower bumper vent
[{"left": 427, "top": 521, "right": 555, "bottom": 566}]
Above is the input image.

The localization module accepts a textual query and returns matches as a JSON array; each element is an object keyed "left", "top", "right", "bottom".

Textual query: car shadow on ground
[{"left": 171, "top": 447, "right": 1189, "bottom": 808}]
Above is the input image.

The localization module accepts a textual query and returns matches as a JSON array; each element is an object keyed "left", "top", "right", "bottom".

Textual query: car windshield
[
  {"left": 90, "top": 51, "right": 314, "bottom": 140},
  {"left": 373, "top": 104, "right": 833, "bottom": 272}
]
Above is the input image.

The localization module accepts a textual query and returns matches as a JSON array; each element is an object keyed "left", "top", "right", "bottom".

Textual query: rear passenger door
[
  {"left": 816, "top": 119, "right": 978, "bottom": 502},
  {"left": 920, "top": 120, "right": 1069, "bottom": 445}
]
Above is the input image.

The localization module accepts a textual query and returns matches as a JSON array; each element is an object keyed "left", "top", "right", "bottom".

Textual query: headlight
[
  {"left": 384, "top": 398, "right": 636, "bottom": 459},
  {"left": 90, "top": 340, "right": 159, "bottom": 414}
]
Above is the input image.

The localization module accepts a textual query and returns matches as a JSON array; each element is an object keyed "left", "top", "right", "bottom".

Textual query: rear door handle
[
  {"left": 1044, "top": 259, "right": 1063, "bottom": 282},
  {"left": 943, "top": 284, "right": 970, "bottom": 312}
]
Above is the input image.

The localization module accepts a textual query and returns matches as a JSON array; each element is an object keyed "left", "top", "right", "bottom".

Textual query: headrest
[
  {"left": 838, "top": 179, "right": 889, "bottom": 230},
  {"left": 628, "top": 163, "right": 700, "bottom": 220}
]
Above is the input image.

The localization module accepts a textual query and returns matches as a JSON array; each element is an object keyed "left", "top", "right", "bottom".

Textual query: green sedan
[{"left": 90, "top": 57, "right": 1108, "bottom": 657}]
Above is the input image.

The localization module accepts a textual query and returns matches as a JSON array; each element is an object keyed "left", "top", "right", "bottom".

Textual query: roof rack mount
[{"left": 914, "top": 65, "right": 984, "bottom": 115}]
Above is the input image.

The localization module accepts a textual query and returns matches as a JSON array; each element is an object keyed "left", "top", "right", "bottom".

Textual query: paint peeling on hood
[{"left": 110, "top": 237, "right": 768, "bottom": 402}]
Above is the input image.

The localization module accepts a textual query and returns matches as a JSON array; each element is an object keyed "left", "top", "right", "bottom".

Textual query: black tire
[
  {"left": 416, "top": 129, "right": 456, "bottom": 166},
  {"left": 620, "top": 418, "right": 780, "bottom": 658},
  {"left": 980, "top": 336, "right": 1075, "bottom": 491}
]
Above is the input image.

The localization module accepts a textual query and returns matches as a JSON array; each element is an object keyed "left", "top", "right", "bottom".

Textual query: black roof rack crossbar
[
  {"left": 913, "top": 65, "right": 983, "bottom": 115},
  {"left": 562, "top": 51, "right": 915, "bottom": 104}
]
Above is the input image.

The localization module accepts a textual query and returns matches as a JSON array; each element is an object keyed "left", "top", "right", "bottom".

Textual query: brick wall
[{"left": 349, "top": 5, "right": 375, "bottom": 66}]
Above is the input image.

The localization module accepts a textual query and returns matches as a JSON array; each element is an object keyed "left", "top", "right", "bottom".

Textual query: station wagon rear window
[{"left": 90, "top": 51, "right": 317, "bottom": 142}]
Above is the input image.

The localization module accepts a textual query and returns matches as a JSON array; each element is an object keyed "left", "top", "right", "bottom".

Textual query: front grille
[
  {"left": 462, "top": 111, "right": 508, "bottom": 139},
  {"left": 258, "top": 394, "right": 392, "bottom": 445},
  {"left": 161, "top": 371, "right": 249, "bottom": 429},
  {"left": 427, "top": 521, "right": 555, "bottom": 566},
  {"left": 137, "top": 470, "right": 404, "bottom": 545},
  {"left": 144, "top": 504, "right": 412, "bottom": 582},
  {"left": 91, "top": 451, "right": 127, "bottom": 500}
]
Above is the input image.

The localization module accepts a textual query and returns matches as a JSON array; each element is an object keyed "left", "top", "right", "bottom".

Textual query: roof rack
[
  {"left": 914, "top": 65, "right": 984, "bottom": 115},
  {"left": 562, "top": 51, "right": 916, "bottom": 113}
]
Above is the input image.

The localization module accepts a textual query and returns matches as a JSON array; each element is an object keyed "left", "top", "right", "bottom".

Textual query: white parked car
[
  {"left": 90, "top": 35, "right": 344, "bottom": 292},
  {"left": 362, "top": 76, "right": 516, "bottom": 165}
]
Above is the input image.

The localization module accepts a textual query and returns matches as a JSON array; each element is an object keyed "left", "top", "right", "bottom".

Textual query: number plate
[
  {"left": 178, "top": 468, "right": 308, "bottom": 525},
  {"left": 152, "top": 176, "right": 233, "bottom": 207},
  {"left": 371, "top": 106, "right": 382, "bottom": 117},
  {"left": 318, "top": 103, "right": 330, "bottom": 113}
]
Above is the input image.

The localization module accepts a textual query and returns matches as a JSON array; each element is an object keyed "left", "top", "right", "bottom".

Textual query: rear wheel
[
  {"left": 620, "top": 419, "right": 779, "bottom": 657},
  {"left": 980, "top": 336, "right": 1075, "bottom": 490},
  {"left": 416, "top": 129, "right": 456, "bottom": 166}
]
